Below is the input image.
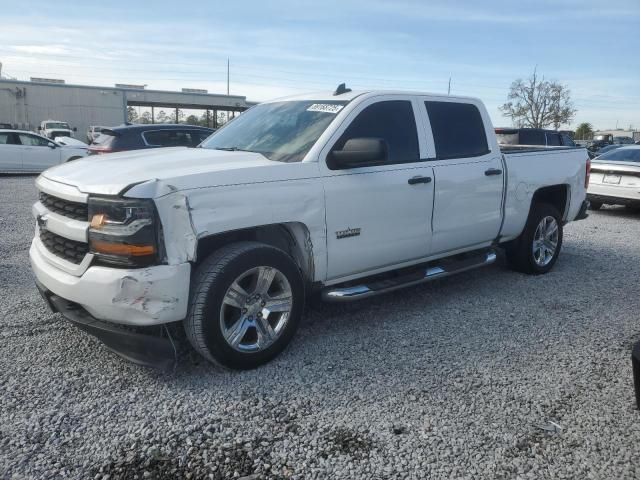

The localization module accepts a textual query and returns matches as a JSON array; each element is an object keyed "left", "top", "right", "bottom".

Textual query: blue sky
[{"left": 1, "top": 0, "right": 638, "bottom": 130}]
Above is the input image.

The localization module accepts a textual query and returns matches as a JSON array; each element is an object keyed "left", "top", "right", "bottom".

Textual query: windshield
[
  {"left": 595, "top": 148, "right": 640, "bottom": 162},
  {"left": 46, "top": 122, "right": 70, "bottom": 129},
  {"left": 201, "top": 100, "right": 348, "bottom": 163}
]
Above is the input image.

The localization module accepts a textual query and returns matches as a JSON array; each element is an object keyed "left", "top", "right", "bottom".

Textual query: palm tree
[{"left": 575, "top": 123, "right": 594, "bottom": 140}]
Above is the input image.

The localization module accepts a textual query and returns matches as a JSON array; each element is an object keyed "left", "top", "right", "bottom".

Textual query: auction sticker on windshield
[{"left": 307, "top": 104, "right": 345, "bottom": 114}]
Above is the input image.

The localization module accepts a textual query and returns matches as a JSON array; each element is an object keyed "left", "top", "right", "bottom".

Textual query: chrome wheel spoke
[
  {"left": 226, "top": 317, "right": 250, "bottom": 347},
  {"left": 255, "top": 316, "right": 276, "bottom": 348},
  {"left": 255, "top": 267, "right": 276, "bottom": 295},
  {"left": 264, "top": 294, "right": 293, "bottom": 313},
  {"left": 223, "top": 282, "right": 250, "bottom": 309}
]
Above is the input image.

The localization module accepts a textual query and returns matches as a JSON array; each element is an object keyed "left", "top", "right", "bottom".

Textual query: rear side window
[
  {"left": 546, "top": 133, "right": 561, "bottom": 146},
  {"left": 561, "top": 134, "right": 575, "bottom": 147},
  {"left": 143, "top": 130, "right": 204, "bottom": 147},
  {"left": 425, "top": 101, "right": 489, "bottom": 159},
  {"left": 519, "top": 130, "right": 545, "bottom": 145},
  {"left": 190, "top": 130, "right": 212, "bottom": 145},
  {"left": 335, "top": 100, "right": 419, "bottom": 165}
]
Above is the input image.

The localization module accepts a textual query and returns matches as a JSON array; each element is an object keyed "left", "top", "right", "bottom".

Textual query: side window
[
  {"left": 561, "top": 134, "right": 575, "bottom": 147},
  {"left": 546, "top": 133, "right": 561, "bottom": 146},
  {"left": 18, "top": 134, "right": 50, "bottom": 146},
  {"left": 190, "top": 131, "right": 212, "bottom": 145},
  {"left": 425, "top": 101, "right": 489, "bottom": 159},
  {"left": 334, "top": 100, "right": 419, "bottom": 165},
  {"left": 0, "top": 133, "right": 10, "bottom": 144},
  {"left": 519, "top": 130, "right": 544, "bottom": 145},
  {"left": 144, "top": 130, "right": 191, "bottom": 147}
]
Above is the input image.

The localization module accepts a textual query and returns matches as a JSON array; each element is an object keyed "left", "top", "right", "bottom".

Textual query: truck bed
[{"left": 500, "top": 145, "right": 581, "bottom": 154}]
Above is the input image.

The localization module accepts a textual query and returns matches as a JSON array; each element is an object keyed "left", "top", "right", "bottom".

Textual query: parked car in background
[
  {"left": 38, "top": 120, "right": 77, "bottom": 140},
  {"left": 613, "top": 136, "right": 634, "bottom": 145},
  {"left": 88, "top": 124, "right": 214, "bottom": 154},
  {"left": 0, "top": 130, "right": 88, "bottom": 173},
  {"left": 0, "top": 122, "right": 13, "bottom": 129},
  {"left": 495, "top": 128, "right": 575, "bottom": 147},
  {"left": 87, "top": 126, "right": 108, "bottom": 144},
  {"left": 595, "top": 144, "right": 626, "bottom": 156},
  {"left": 588, "top": 146, "right": 640, "bottom": 210}
]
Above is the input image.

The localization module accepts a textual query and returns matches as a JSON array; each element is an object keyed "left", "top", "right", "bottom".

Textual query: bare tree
[{"left": 500, "top": 69, "right": 576, "bottom": 129}]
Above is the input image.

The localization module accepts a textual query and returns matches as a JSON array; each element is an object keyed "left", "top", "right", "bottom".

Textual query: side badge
[{"left": 336, "top": 227, "right": 361, "bottom": 239}]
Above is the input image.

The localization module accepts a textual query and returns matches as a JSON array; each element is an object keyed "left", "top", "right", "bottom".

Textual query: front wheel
[
  {"left": 185, "top": 242, "right": 305, "bottom": 369},
  {"left": 505, "top": 203, "right": 563, "bottom": 275}
]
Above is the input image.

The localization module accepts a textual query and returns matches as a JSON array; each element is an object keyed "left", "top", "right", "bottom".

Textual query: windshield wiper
[{"left": 213, "top": 146, "right": 252, "bottom": 152}]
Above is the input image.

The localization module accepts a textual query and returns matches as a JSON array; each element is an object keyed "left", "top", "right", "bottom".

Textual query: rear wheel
[
  {"left": 185, "top": 242, "right": 304, "bottom": 369},
  {"left": 506, "top": 203, "right": 563, "bottom": 275}
]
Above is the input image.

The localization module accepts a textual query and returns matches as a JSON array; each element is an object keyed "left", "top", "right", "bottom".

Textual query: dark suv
[
  {"left": 495, "top": 128, "right": 575, "bottom": 147},
  {"left": 89, "top": 124, "right": 215, "bottom": 154}
]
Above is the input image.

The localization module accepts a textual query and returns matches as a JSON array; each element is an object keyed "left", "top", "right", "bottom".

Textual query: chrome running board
[{"left": 322, "top": 250, "right": 497, "bottom": 302}]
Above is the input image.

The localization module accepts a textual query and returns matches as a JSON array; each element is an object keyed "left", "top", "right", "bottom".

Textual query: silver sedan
[{"left": 588, "top": 145, "right": 640, "bottom": 210}]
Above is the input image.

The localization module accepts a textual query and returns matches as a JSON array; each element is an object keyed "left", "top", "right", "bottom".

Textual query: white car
[
  {"left": 0, "top": 130, "right": 88, "bottom": 173},
  {"left": 588, "top": 145, "right": 640, "bottom": 209},
  {"left": 29, "top": 87, "right": 589, "bottom": 370}
]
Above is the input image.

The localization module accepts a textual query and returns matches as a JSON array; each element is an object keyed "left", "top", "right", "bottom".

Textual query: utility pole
[
  {"left": 227, "top": 58, "right": 230, "bottom": 96},
  {"left": 447, "top": 77, "right": 451, "bottom": 95}
]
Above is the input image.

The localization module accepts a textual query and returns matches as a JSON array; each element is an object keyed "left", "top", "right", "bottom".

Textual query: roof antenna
[{"left": 333, "top": 83, "right": 352, "bottom": 96}]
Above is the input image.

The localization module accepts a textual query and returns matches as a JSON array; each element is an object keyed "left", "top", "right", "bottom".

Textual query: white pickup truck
[
  {"left": 38, "top": 120, "right": 77, "bottom": 140},
  {"left": 30, "top": 86, "right": 590, "bottom": 370}
]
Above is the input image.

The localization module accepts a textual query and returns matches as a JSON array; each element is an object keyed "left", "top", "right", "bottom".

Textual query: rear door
[
  {"left": 0, "top": 132, "right": 23, "bottom": 171},
  {"left": 320, "top": 96, "right": 435, "bottom": 280},
  {"left": 418, "top": 98, "right": 504, "bottom": 255},
  {"left": 18, "top": 133, "right": 61, "bottom": 172}
]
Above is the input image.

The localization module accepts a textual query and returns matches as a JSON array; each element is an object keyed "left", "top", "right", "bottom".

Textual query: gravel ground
[{"left": 2, "top": 174, "right": 640, "bottom": 479}]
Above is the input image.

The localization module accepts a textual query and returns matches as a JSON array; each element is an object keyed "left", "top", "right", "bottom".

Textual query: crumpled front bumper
[
  {"left": 30, "top": 237, "right": 191, "bottom": 326},
  {"left": 36, "top": 280, "right": 177, "bottom": 370}
]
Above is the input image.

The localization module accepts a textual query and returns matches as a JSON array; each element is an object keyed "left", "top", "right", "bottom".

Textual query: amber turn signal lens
[
  {"left": 90, "top": 240, "right": 156, "bottom": 257},
  {"left": 90, "top": 213, "right": 106, "bottom": 229}
]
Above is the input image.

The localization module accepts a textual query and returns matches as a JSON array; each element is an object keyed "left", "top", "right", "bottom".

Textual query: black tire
[
  {"left": 185, "top": 241, "right": 305, "bottom": 369},
  {"left": 505, "top": 203, "right": 563, "bottom": 275},
  {"left": 589, "top": 201, "right": 603, "bottom": 210}
]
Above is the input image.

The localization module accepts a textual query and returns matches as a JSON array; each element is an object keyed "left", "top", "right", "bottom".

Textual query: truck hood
[{"left": 42, "top": 147, "right": 309, "bottom": 197}]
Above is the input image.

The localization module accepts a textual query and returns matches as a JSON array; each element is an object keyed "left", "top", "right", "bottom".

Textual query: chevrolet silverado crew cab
[{"left": 30, "top": 85, "right": 590, "bottom": 370}]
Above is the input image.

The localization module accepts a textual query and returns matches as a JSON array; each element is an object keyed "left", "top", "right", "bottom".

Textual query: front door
[
  {"left": 419, "top": 98, "right": 504, "bottom": 254},
  {"left": 18, "top": 133, "right": 60, "bottom": 172},
  {"left": 321, "top": 97, "right": 434, "bottom": 280}
]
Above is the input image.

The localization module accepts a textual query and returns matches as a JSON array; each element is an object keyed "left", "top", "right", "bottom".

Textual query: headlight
[{"left": 88, "top": 197, "right": 160, "bottom": 267}]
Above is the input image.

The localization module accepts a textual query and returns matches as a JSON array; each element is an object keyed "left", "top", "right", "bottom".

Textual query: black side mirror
[
  {"left": 328, "top": 137, "right": 387, "bottom": 169},
  {"left": 47, "top": 142, "right": 57, "bottom": 149}
]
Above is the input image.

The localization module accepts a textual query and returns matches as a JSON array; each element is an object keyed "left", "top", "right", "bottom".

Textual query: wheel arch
[
  {"left": 531, "top": 184, "right": 570, "bottom": 221},
  {"left": 195, "top": 223, "right": 316, "bottom": 283}
]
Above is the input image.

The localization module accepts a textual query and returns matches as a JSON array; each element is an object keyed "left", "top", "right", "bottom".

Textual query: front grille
[
  {"left": 39, "top": 229, "right": 89, "bottom": 264},
  {"left": 39, "top": 192, "right": 88, "bottom": 221}
]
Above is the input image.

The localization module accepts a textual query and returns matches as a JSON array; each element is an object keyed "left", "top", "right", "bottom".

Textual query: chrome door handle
[
  {"left": 485, "top": 168, "right": 502, "bottom": 176},
  {"left": 408, "top": 176, "right": 432, "bottom": 185}
]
